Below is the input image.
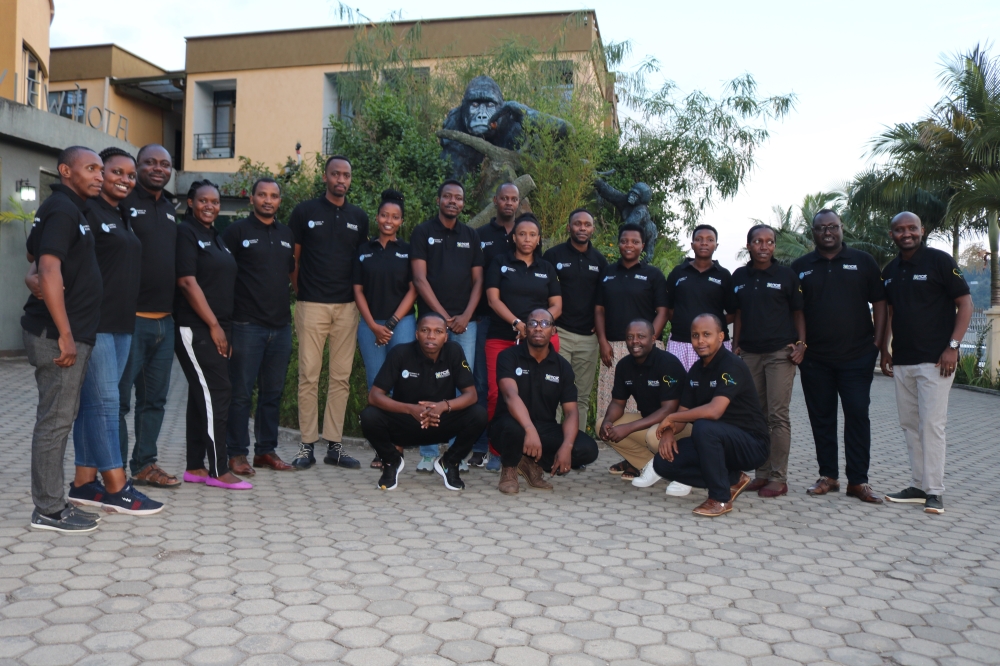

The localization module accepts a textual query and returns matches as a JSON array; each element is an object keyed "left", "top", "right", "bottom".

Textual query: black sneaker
[
  {"left": 433, "top": 456, "right": 465, "bottom": 491},
  {"left": 924, "top": 495, "right": 944, "bottom": 514},
  {"left": 292, "top": 442, "right": 316, "bottom": 469},
  {"left": 324, "top": 441, "right": 361, "bottom": 469},
  {"left": 378, "top": 458, "right": 404, "bottom": 490},
  {"left": 468, "top": 452, "right": 488, "bottom": 468},
  {"left": 30, "top": 506, "right": 99, "bottom": 533},
  {"left": 885, "top": 487, "right": 927, "bottom": 504},
  {"left": 101, "top": 481, "right": 164, "bottom": 516}
]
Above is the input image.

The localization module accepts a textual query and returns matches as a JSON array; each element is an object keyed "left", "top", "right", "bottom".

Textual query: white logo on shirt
[
  {"left": 308, "top": 220, "right": 323, "bottom": 228},
  {"left": 676, "top": 277, "right": 687, "bottom": 285},
  {"left": 515, "top": 367, "right": 527, "bottom": 376},
  {"left": 281, "top": 241, "right": 291, "bottom": 248},
  {"left": 359, "top": 253, "right": 371, "bottom": 262},
  {"left": 913, "top": 274, "right": 928, "bottom": 281},
  {"left": 395, "top": 252, "right": 408, "bottom": 258},
  {"left": 708, "top": 277, "right": 722, "bottom": 285},
  {"left": 428, "top": 237, "right": 437, "bottom": 245},
  {"left": 534, "top": 273, "right": 548, "bottom": 278},
  {"left": 885, "top": 278, "right": 892, "bottom": 285},
  {"left": 843, "top": 264, "right": 858, "bottom": 270},
  {"left": 101, "top": 223, "right": 110, "bottom": 233},
  {"left": 634, "top": 274, "right": 647, "bottom": 281},
  {"left": 346, "top": 223, "right": 358, "bottom": 231},
  {"left": 767, "top": 282, "right": 781, "bottom": 289},
  {"left": 166, "top": 214, "right": 175, "bottom": 221},
  {"left": 481, "top": 241, "right": 491, "bottom": 248},
  {"left": 648, "top": 380, "right": 660, "bottom": 386},
  {"left": 735, "top": 284, "right": 744, "bottom": 293},
  {"left": 799, "top": 270, "right": 813, "bottom": 279},
  {"left": 198, "top": 240, "right": 208, "bottom": 248},
  {"left": 556, "top": 262, "right": 564, "bottom": 269},
  {"left": 545, "top": 374, "right": 559, "bottom": 383},
  {"left": 501, "top": 266, "right": 509, "bottom": 273},
  {"left": 690, "top": 380, "right": 699, "bottom": 386},
  {"left": 603, "top": 275, "right": 614, "bottom": 282},
  {"left": 129, "top": 208, "right": 140, "bottom": 217},
  {"left": 710, "top": 380, "right": 717, "bottom": 387},
  {"left": 625, "top": 380, "right": 633, "bottom": 385},
  {"left": 589, "top": 265, "right": 599, "bottom": 272},
  {"left": 79, "top": 224, "right": 87, "bottom": 235},
  {"left": 242, "top": 239, "right": 250, "bottom": 247},
  {"left": 456, "top": 242, "right": 470, "bottom": 249},
  {"left": 402, "top": 370, "right": 418, "bottom": 379},
  {"left": 435, "top": 369, "right": 451, "bottom": 379}
]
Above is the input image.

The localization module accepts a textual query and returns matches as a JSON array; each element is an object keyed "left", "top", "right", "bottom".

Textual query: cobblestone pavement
[{"left": 1, "top": 357, "right": 999, "bottom": 666}]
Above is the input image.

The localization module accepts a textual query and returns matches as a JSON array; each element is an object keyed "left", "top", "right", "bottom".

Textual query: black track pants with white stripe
[{"left": 175, "top": 324, "right": 231, "bottom": 477}]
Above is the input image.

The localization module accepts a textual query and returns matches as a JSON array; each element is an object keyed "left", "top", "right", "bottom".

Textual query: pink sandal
[{"left": 206, "top": 477, "right": 253, "bottom": 490}]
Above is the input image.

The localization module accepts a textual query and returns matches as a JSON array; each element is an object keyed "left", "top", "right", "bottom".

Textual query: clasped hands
[{"left": 409, "top": 401, "right": 449, "bottom": 429}]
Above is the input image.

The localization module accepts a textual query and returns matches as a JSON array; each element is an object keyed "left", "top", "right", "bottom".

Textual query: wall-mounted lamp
[{"left": 16, "top": 179, "right": 37, "bottom": 202}]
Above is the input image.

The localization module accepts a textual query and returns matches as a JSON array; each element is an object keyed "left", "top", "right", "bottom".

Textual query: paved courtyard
[{"left": 0, "top": 357, "right": 999, "bottom": 666}]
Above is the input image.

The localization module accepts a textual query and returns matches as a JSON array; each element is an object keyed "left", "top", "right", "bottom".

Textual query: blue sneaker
[
  {"left": 416, "top": 456, "right": 436, "bottom": 472},
  {"left": 100, "top": 481, "right": 165, "bottom": 516},
  {"left": 68, "top": 480, "right": 109, "bottom": 509},
  {"left": 484, "top": 454, "right": 501, "bottom": 473}
]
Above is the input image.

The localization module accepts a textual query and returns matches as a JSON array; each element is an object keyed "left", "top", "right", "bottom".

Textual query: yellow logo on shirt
[
  {"left": 462, "top": 360, "right": 471, "bottom": 371},
  {"left": 721, "top": 373, "right": 737, "bottom": 386}
]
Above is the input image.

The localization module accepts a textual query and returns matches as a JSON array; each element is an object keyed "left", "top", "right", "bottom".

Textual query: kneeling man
[
  {"left": 360, "top": 312, "right": 487, "bottom": 491},
  {"left": 652, "top": 313, "right": 770, "bottom": 516},
  {"left": 489, "top": 309, "right": 599, "bottom": 493}
]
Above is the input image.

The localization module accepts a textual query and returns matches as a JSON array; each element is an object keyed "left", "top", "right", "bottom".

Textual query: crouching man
[
  {"left": 651, "top": 313, "right": 771, "bottom": 516},
  {"left": 489, "top": 309, "right": 599, "bottom": 493},
  {"left": 360, "top": 312, "right": 487, "bottom": 491}
]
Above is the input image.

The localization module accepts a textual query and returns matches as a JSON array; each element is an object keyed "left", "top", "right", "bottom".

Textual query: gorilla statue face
[
  {"left": 462, "top": 75, "right": 503, "bottom": 136},
  {"left": 627, "top": 182, "right": 653, "bottom": 206},
  {"left": 467, "top": 99, "right": 498, "bottom": 135}
]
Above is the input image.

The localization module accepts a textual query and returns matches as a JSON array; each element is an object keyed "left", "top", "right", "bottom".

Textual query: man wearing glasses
[
  {"left": 791, "top": 210, "right": 887, "bottom": 504},
  {"left": 489, "top": 309, "right": 599, "bottom": 494}
]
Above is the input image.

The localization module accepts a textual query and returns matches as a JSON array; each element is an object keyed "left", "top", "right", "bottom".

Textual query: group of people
[{"left": 22, "top": 142, "right": 973, "bottom": 534}]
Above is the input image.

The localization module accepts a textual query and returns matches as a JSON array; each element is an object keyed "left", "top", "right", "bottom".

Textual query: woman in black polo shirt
[
  {"left": 174, "top": 180, "right": 248, "bottom": 490},
  {"left": 484, "top": 214, "right": 562, "bottom": 420},
  {"left": 353, "top": 189, "right": 417, "bottom": 468}
]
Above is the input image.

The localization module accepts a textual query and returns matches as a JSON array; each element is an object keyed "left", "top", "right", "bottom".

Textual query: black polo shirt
[
  {"left": 22, "top": 184, "right": 103, "bottom": 345},
  {"left": 353, "top": 238, "right": 414, "bottom": 320},
  {"left": 122, "top": 185, "right": 177, "bottom": 313},
  {"left": 289, "top": 196, "right": 369, "bottom": 304},
  {"left": 612, "top": 347, "right": 686, "bottom": 418},
  {"left": 484, "top": 253, "right": 561, "bottom": 340},
  {"left": 665, "top": 259, "right": 737, "bottom": 343},
  {"left": 882, "top": 246, "right": 970, "bottom": 365},
  {"left": 732, "top": 262, "right": 803, "bottom": 354},
  {"left": 682, "top": 348, "right": 769, "bottom": 439},
  {"left": 543, "top": 241, "right": 608, "bottom": 336},
  {"left": 494, "top": 343, "right": 577, "bottom": 424},
  {"left": 596, "top": 261, "right": 669, "bottom": 342},
  {"left": 475, "top": 218, "right": 514, "bottom": 317},
  {"left": 409, "top": 216, "right": 484, "bottom": 316},
  {"left": 174, "top": 217, "right": 238, "bottom": 328},
  {"left": 373, "top": 340, "right": 474, "bottom": 404},
  {"left": 221, "top": 214, "right": 295, "bottom": 328},
  {"left": 791, "top": 246, "right": 886, "bottom": 363},
  {"left": 86, "top": 197, "right": 142, "bottom": 334}
]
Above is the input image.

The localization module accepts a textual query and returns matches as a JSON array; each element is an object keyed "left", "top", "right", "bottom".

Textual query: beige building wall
[{"left": 0, "top": 0, "right": 54, "bottom": 107}]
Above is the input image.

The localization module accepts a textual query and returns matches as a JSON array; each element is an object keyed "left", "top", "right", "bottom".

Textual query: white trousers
[{"left": 893, "top": 363, "right": 954, "bottom": 496}]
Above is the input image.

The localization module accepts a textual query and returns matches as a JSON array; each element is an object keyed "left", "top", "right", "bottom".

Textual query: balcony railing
[
  {"left": 322, "top": 127, "right": 335, "bottom": 155},
  {"left": 194, "top": 132, "right": 235, "bottom": 159}
]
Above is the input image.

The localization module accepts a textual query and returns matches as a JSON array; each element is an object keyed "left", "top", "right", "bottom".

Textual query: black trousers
[
  {"left": 175, "top": 324, "right": 231, "bottom": 477},
  {"left": 652, "top": 419, "right": 769, "bottom": 502},
  {"left": 360, "top": 404, "right": 487, "bottom": 467},
  {"left": 798, "top": 349, "right": 877, "bottom": 485},
  {"left": 489, "top": 414, "right": 599, "bottom": 471}
]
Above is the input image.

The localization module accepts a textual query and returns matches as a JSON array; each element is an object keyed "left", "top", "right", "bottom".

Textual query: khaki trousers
[
  {"left": 894, "top": 363, "right": 954, "bottom": 496},
  {"left": 607, "top": 413, "right": 660, "bottom": 469},
  {"left": 557, "top": 329, "right": 600, "bottom": 431},
  {"left": 741, "top": 349, "right": 796, "bottom": 482},
  {"left": 295, "top": 301, "right": 359, "bottom": 444}
]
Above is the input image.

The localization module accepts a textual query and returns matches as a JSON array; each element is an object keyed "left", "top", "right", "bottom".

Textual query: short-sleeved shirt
[
  {"left": 289, "top": 196, "right": 369, "bottom": 304},
  {"left": 682, "top": 348, "right": 769, "bottom": 439},
  {"left": 494, "top": 343, "right": 576, "bottom": 424},
  {"left": 732, "top": 262, "right": 804, "bottom": 354},
  {"left": 221, "top": 214, "right": 295, "bottom": 328},
  {"left": 122, "top": 185, "right": 178, "bottom": 313},
  {"left": 353, "top": 237, "right": 414, "bottom": 320},
  {"left": 174, "top": 217, "right": 238, "bottom": 328},
  {"left": 612, "top": 347, "right": 686, "bottom": 418},
  {"left": 882, "top": 246, "right": 970, "bottom": 365},
  {"left": 409, "top": 216, "right": 484, "bottom": 316},
  {"left": 543, "top": 241, "right": 608, "bottom": 336},
  {"left": 86, "top": 196, "right": 142, "bottom": 334},
  {"left": 21, "top": 184, "right": 103, "bottom": 345},
  {"left": 484, "top": 252, "right": 561, "bottom": 340},
  {"left": 791, "top": 246, "right": 886, "bottom": 363},
  {"left": 665, "top": 259, "right": 737, "bottom": 343},
  {"left": 474, "top": 218, "right": 514, "bottom": 317},
  {"left": 596, "top": 260, "right": 669, "bottom": 342},
  {"left": 373, "top": 340, "right": 474, "bottom": 404}
]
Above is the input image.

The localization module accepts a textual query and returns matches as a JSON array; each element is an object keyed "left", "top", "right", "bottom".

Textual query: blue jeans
[
  {"left": 472, "top": 315, "right": 491, "bottom": 453},
  {"left": 420, "top": 320, "right": 478, "bottom": 458},
  {"left": 119, "top": 315, "right": 174, "bottom": 474},
  {"left": 226, "top": 322, "right": 293, "bottom": 458},
  {"left": 357, "top": 315, "right": 417, "bottom": 391},
  {"left": 75, "top": 333, "right": 132, "bottom": 471}
]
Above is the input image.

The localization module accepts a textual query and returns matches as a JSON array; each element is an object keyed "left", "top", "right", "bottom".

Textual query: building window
[
  {"left": 541, "top": 60, "right": 574, "bottom": 102},
  {"left": 213, "top": 90, "right": 236, "bottom": 145},
  {"left": 24, "top": 49, "right": 44, "bottom": 108},
  {"left": 193, "top": 80, "right": 236, "bottom": 159},
  {"left": 47, "top": 89, "right": 87, "bottom": 123}
]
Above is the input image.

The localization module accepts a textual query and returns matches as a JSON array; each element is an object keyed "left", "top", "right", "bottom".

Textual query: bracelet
[
  {"left": 795, "top": 340, "right": 807, "bottom": 347},
  {"left": 386, "top": 316, "right": 399, "bottom": 331},
  {"left": 511, "top": 318, "right": 522, "bottom": 331},
  {"left": 445, "top": 400, "right": 452, "bottom": 413}
]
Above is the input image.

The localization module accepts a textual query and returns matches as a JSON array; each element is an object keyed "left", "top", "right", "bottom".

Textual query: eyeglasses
[
  {"left": 750, "top": 238, "right": 775, "bottom": 247},
  {"left": 815, "top": 224, "right": 841, "bottom": 233},
  {"left": 526, "top": 320, "right": 553, "bottom": 329}
]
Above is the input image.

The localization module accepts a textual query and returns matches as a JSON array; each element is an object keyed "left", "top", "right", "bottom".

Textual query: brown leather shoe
[
  {"left": 498, "top": 466, "right": 520, "bottom": 494},
  {"left": 229, "top": 455, "right": 256, "bottom": 476},
  {"left": 759, "top": 482, "right": 788, "bottom": 498},
  {"left": 729, "top": 472, "right": 751, "bottom": 501},
  {"left": 846, "top": 483, "right": 883, "bottom": 504},
  {"left": 747, "top": 478, "right": 769, "bottom": 492},
  {"left": 132, "top": 463, "right": 181, "bottom": 488},
  {"left": 693, "top": 498, "right": 732, "bottom": 517},
  {"left": 253, "top": 453, "right": 294, "bottom": 471},
  {"left": 517, "top": 456, "right": 553, "bottom": 490},
  {"left": 807, "top": 476, "right": 840, "bottom": 496}
]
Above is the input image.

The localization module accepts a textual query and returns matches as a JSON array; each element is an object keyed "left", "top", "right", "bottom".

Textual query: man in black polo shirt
[
  {"left": 222, "top": 178, "right": 297, "bottom": 475},
  {"left": 470, "top": 182, "right": 519, "bottom": 469},
  {"left": 289, "top": 155, "right": 367, "bottom": 470},
  {"left": 544, "top": 208, "right": 608, "bottom": 433},
  {"left": 791, "top": 209, "right": 887, "bottom": 504},
  {"left": 360, "top": 312, "right": 487, "bottom": 491},
  {"left": 599, "top": 319, "right": 685, "bottom": 482},
  {"left": 490, "top": 309, "right": 599, "bottom": 494},
  {"left": 118, "top": 144, "right": 183, "bottom": 489},
  {"left": 880, "top": 212, "right": 973, "bottom": 515},
  {"left": 23, "top": 146, "right": 104, "bottom": 533},
  {"left": 652, "top": 314, "right": 770, "bottom": 517}
]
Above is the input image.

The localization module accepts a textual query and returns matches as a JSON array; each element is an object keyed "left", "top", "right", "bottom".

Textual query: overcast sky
[{"left": 50, "top": 0, "right": 1000, "bottom": 262}]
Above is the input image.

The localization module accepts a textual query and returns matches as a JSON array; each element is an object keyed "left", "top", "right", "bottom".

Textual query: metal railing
[
  {"left": 322, "top": 127, "right": 336, "bottom": 155},
  {"left": 963, "top": 309, "right": 991, "bottom": 349},
  {"left": 194, "top": 132, "right": 235, "bottom": 159}
]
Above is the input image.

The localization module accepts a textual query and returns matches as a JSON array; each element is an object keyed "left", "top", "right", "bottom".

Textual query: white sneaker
[
  {"left": 666, "top": 481, "right": 692, "bottom": 496},
  {"left": 416, "top": 456, "right": 436, "bottom": 472},
  {"left": 631, "top": 459, "right": 663, "bottom": 488}
]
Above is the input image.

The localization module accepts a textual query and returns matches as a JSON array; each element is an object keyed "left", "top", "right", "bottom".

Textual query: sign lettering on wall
[{"left": 48, "top": 83, "right": 129, "bottom": 142}]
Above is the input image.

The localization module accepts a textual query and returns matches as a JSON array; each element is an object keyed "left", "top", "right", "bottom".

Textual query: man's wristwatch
[
  {"left": 949, "top": 339, "right": 960, "bottom": 349},
  {"left": 511, "top": 318, "right": 522, "bottom": 332}
]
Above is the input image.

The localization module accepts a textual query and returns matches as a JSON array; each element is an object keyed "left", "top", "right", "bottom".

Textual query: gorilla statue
[{"left": 594, "top": 178, "right": 658, "bottom": 260}]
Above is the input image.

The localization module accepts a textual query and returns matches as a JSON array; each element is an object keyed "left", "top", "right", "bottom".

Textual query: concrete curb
[
  {"left": 954, "top": 383, "right": 1000, "bottom": 397},
  {"left": 276, "top": 424, "right": 370, "bottom": 449}
]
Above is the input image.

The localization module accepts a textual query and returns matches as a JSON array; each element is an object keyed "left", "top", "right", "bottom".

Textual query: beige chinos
[{"left": 295, "top": 301, "right": 359, "bottom": 444}]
